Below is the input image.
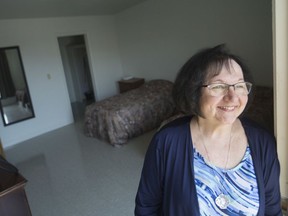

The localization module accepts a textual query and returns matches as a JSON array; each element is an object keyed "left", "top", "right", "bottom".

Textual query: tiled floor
[
  {"left": 5, "top": 120, "right": 155, "bottom": 216},
  {"left": 4, "top": 118, "right": 287, "bottom": 215}
]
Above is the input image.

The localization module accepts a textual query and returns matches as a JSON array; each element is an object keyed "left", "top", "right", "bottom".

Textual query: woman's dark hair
[{"left": 172, "top": 44, "right": 254, "bottom": 116}]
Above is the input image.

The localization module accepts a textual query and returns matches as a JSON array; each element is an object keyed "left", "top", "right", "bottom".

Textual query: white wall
[
  {"left": 115, "top": 0, "right": 273, "bottom": 86},
  {"left": 0, "top": 16, "right": 123, "bottom": 148}
]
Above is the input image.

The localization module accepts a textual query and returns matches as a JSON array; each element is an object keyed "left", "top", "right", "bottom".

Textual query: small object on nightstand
[
  {"left": 122, "top": 76, "right": 134, "bottom": 80},
  {"left": 118, "top": 78, "right": 145, "bottom": 93}
]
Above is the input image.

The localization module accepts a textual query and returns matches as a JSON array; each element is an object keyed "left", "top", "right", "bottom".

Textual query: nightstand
[
  {"left": 118, "top": 78, "right": 145, "bottom": 93},
  {"left": 0, "top": 156, "right": 32, "bottom": 216}
]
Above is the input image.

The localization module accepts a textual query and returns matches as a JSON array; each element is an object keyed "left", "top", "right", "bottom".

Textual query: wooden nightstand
[
  {"left": 0, "top": 156, "right": 32, "bottom": 216},
  {"left": 118, "top": 78, "right": 145, "bottom": 93}
]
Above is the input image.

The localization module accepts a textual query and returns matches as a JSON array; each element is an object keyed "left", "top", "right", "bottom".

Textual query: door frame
[{"left": 273, "top": 0, "right": 288, "bottom": 197}]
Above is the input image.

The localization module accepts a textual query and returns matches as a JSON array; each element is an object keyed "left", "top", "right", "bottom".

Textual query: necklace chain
[
  {"left": 197, "top": 120, "right": 232, "bottom": 169},
  {"left": 196, "top": 119, "right": 233, "bottom": 209}
]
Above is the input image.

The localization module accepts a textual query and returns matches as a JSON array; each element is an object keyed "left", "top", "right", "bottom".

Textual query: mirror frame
[{"left": 0, "top": 46, "right": 35, "bottom": 126}]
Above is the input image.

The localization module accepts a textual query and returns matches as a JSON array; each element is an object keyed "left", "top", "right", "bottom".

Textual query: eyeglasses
[{"left": 201, "top": 82, "right": 252, "bottom": 97}]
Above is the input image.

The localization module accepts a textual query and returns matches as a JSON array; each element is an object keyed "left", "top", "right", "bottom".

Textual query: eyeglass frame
[{"left": 201, "top": 81, "right": 253, "bottom": 97}]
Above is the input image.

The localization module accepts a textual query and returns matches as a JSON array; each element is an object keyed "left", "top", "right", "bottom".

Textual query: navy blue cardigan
[{"left": 135, "top": 116, "right": 282, "bottom": 215}]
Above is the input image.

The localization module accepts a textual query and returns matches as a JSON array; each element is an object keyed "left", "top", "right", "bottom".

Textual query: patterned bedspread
[{"left": 84, "top": 79, "right": 175, "bottom": 146}]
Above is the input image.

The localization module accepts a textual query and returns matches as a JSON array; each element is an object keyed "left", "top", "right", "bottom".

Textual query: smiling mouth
[{"left": 218, "top": 106, "right": 237, "bottom": 111}]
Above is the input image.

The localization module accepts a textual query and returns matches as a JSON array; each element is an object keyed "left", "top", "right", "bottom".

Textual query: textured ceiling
[{"left": 0, "top": 0, "right": 148, "bottom": 20}]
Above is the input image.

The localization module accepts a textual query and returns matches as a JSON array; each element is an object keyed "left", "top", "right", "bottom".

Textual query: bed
[{"left": 84, "top": 79, "right": 175, "bottom": 146}]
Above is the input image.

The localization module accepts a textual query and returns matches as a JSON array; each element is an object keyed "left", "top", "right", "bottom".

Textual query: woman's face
[{"left": 199, "top": 60, "right": 248, "bottom": 125}]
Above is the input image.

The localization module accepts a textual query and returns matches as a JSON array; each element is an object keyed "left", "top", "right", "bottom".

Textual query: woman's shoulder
[
  {"left": 158, "top": 115, "right": 192, "bottom": 133},
  {"left": 240, "top": 117, "right": 274, "bottom": 137},
  {"left": 240, "top": 117, "right": 276, "bottom": 151},
  {"left": 151, "top": 115, "right": 192, "bottom": 148}
]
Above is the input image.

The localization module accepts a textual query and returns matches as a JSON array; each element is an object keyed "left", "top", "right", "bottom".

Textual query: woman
[{"left": 135, "top": 44, "right": 282, "bottom": 215}]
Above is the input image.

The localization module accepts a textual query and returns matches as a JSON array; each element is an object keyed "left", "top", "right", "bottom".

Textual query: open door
[{"left": 58, "top": 35, "right": 95, "bottom": 121}]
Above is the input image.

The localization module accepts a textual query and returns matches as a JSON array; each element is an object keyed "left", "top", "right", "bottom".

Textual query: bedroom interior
[{"left": 0, "top": 0, "right": 287, "bottom": 215}]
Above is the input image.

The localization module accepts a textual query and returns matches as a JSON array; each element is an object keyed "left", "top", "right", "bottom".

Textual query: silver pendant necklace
[
  {"left": 215, "top": 193, "right": 230, "bottom": 209},
  {"left": 197, "top": 120, "right": 233, "bottom": 210}
]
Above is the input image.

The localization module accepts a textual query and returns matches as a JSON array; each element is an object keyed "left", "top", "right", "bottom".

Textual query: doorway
[{"left": 58, "top": 35, "right": 95, "bottom": 121}]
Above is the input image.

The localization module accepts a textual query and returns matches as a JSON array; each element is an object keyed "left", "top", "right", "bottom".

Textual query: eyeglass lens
[{"left": 209, "top": 82, "right": 252, "bottom": 96}]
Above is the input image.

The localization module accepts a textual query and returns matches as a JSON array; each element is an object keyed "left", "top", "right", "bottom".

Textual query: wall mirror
[{"left": 0, "top": 46, "right": 35, "bottom": 126}]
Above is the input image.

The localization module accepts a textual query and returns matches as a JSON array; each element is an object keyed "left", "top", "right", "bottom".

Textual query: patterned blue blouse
[
  {"left": 135, "top": 117, "right": 281, "bottom": 215},
  {"left": 194, "top": 146, "right": 259, "bottom": 215}
]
